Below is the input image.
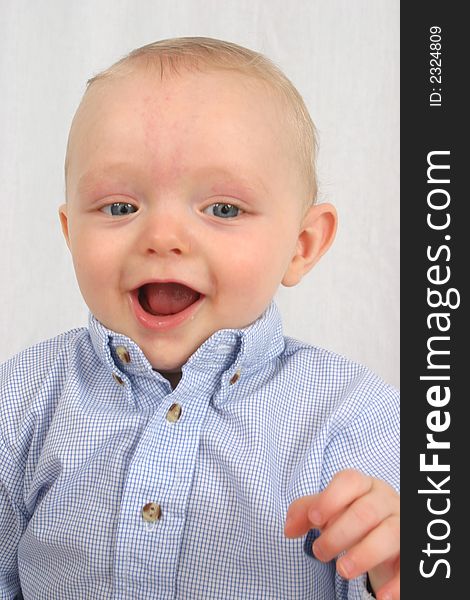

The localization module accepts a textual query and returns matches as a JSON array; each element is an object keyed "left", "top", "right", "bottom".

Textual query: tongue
[{"left": 139, "top": 283, "right": 200, "bottom": 316}]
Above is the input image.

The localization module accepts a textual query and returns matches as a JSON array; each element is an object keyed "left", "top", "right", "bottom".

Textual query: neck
[{"left": 159, "top": 369, "right": 182, "bottom": 390}]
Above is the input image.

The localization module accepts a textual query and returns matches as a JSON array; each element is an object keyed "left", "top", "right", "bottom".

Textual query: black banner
[{"left": 401, "top": 2, "right": 465, "bottom": 596}]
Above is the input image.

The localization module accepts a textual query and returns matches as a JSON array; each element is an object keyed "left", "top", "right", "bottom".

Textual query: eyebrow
[
  {"left": 76, "top": 164, "right": 137, "bottom": 195},
  {"left": 199, "top": 167, "right": 267, "bottom": 196},
  {"left": 76, "top": 163, "right": 268, "bottom": 197}
]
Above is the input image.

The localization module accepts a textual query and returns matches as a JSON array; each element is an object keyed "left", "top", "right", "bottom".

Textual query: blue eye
[
  {"left": 204, "top": 203, "right": 242, "bottom": 219},
  {"left": 101, "top": 202, "right": 138, "bottom": 216}
]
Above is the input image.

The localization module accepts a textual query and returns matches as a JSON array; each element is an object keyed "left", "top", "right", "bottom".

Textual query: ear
[
  {"left": 282, "top": 202, "right": 337, "bottom": 287},
  {"left": 58, "top": 203, "right": 71, "bottom": 249}
]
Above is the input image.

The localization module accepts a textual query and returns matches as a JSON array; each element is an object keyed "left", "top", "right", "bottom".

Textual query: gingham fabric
[{"left": 0, "top": 302, "right": 399, "bottom": 599}]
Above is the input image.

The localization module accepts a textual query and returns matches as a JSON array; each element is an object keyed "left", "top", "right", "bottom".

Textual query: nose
[{"left": 138, "top": 204, "right": 191, "bottom": 257}]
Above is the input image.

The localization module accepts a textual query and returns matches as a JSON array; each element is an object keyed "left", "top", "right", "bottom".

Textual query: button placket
[{"left": 114, "top": 374, "right": 215, "bottom": 585}]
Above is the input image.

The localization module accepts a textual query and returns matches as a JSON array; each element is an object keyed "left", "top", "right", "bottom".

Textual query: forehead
[{"left": 66, "top": 67, "right": 299, "bottom": 199}]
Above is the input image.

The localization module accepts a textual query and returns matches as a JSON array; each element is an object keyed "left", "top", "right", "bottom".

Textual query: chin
[{"left": 143, "top": 349, "right": 190, "bottom": 373}]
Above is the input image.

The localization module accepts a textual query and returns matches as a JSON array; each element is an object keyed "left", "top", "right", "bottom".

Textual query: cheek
[
  {"left": 214, "top": 239, "right": 286, "bottom": 294},
  {"left": 69, "top": 230, "right": 116, "bottom": 284}
]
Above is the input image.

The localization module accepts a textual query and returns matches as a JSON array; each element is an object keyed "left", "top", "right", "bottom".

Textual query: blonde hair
[{"left": 66, "top": 37, "right": 318, "bottom": 205}]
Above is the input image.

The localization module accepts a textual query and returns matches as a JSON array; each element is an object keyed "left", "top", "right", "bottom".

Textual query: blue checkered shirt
[{"left": 0, "top": 302, "right": 399, "bottom": 599}]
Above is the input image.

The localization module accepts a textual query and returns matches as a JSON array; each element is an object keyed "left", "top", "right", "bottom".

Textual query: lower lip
[{"left": 129, "top": 290, "right": 205, "bottom": 331}]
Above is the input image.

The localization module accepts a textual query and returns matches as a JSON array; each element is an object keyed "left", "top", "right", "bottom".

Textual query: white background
[{"left": 0, "top": 0, "right": 399, "bottom": 388}]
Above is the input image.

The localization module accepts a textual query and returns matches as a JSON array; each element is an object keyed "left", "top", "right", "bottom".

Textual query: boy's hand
[{"left": 284, "top": 469, "right": 399, "bottom": 600}]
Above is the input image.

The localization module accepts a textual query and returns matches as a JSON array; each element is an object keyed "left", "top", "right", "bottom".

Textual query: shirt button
[
  {"left": 229, "top": 369, "right": 241, "bottom": 385},
  {"left": 142, "top": 502, "right": 161, "bottom": 523},
  {"left": 112, "top": 373, "right": 125, "bottom": 386},
  {"left": 166, "top": 403, "right": 182, "bottom": 423},
  {"left": 116, "top": 346, "right": 131, "bottom": 364}
]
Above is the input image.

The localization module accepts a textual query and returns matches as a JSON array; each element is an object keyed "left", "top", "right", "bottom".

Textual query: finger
[
  {"left": 312, "top": 482, "right": 398, "bottom": 562},
  {"left": 374, "top": 566, "right": 400, "bottom": 600},
  {"left": 334, "top": 515, "right": 400, "bottom": 581},
  {"left": 307, "top": 470, "right": 373, "bottom": 529},
  {"left": 284, "top": 495, "right": 318, "bottom": 538}
]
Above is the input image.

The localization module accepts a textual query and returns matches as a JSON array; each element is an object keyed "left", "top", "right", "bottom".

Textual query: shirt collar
[{"left": 88, "top": 301, "right": 285, "bottom": 386}]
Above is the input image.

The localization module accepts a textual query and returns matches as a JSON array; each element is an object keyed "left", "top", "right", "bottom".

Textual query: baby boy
[{"left": 0, "top": 37, "right": 399, "bottom": 599}]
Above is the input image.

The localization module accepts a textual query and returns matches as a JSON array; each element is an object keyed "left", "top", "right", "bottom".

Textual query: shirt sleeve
[
  {"left": 320, "top": 378, "right": 400, "bottom": 491},
  {"left": 322, "top": 377, "right": 400, "bottom": 600},
  {"left": 0, "top": 437, "right": 27, "bottom": 600},
  {"left": 0, "top": 351, "right": 41, "bottom": 600}
]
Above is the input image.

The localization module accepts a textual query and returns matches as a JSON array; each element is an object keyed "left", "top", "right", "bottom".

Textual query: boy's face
[{"left": 60, "top": 67, "right": 323, "bottom": 374}]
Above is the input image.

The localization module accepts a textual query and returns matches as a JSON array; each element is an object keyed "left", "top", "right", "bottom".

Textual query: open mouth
[{"left": 138, "top": 282, "right": 202, "bottom": 316}]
